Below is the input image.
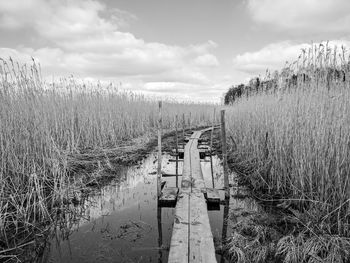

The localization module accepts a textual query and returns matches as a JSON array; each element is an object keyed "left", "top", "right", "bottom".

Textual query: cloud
[
  {"left": 247, "top": 0, "right": 350, "bottom": 33},
  {"left": 142, "top": 81, "right": 228, "bottom": 103},
  {"left": 194, "top": 54, "right": 219, "bottom": 67},
  {"left": 233, "top": 40, "right": 350, "bottom": 74},
  {"left": 0, "top": 0, "right": 219, "bottom": 87}
]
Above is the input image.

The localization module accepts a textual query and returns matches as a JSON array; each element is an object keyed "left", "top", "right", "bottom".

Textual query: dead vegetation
[{"left": 225, "top": 44, "right": 350, "bottom": 262}]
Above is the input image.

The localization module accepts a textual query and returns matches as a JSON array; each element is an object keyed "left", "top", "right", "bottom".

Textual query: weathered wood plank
[
  {"left": 205, "top": 188, "right": 220, "bottom": 204},
  {"left": 168, "top": 190, "right": 190, "bottom": 263},
  {"left": 173, "top": 148, "right": 209, "bottom": 153},
  {"left": 159, "top": 187, "right": 179, "bottom": 202},
  {"left": 168, "top": 159, "right": 184, "bottom": 162},
  {"left": 189, "top": 192, "right": 217, "bottom": 262},
  {"left": 181, "top": 141, "right": 192, "bottom": 189},
  {"left": 162, "top": 173, "right": 182, "bottom": 177},
  {"left": 169, "top": 128, "right": 217, "bottom": 263},
  {"left": 190, "top": 140, "right": 206, "bottom": 190}
]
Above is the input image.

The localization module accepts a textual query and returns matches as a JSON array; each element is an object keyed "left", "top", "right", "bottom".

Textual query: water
[{"left": 40, "top": 153, "right": 230, "bottom": 263}]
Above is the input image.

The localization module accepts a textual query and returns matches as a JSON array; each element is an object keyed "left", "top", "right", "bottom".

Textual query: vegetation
[
  {"left": 0, "top": 58, "right": 215, "bottom": 261},
  {"left": 2, "top": 42, "right": 350, "bottom": 262},
  {"left": 225, "top": 44, "right": 350, "bottom": 262}
]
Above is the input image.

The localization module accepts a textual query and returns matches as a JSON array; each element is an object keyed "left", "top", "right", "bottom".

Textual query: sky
[{"left": 0, "top": 0, "right": 350, "bottom": 102}]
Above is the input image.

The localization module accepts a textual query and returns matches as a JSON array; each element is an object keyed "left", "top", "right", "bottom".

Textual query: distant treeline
[{"left": 224, "top": 68, "right": 348, "bottom": 105}]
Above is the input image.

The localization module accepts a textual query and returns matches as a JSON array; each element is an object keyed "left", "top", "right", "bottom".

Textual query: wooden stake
[
  {"left": 221, "top": 110, "right": 229, "bottom": 198},
  {"left": 182, "top": 113, "right": 185, "bottom": 146},
  {"left": 210, "top": 109, "right": 215, "bottom": 188},
  {"left": 213, "top": 108, "right": 216, "bottom": 124},
  {"left": 189, "top": 112, "right": 192, "bottom": 131},
  {"left": 175, "top": 115, "right": 179, "bottom": 188},
  {"left": 220, "top": 198, "right": 230, "bottom": 263},
  {"left": 157, "top": 205, "right": 163, "bottom": 262},
  {"left": 157, "top": 101, "right": 162, "bottom": 198}
]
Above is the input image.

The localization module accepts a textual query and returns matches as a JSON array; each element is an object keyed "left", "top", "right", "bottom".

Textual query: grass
[
  {"left": 0, "top": 58, "right": 216, "bottom": 261},
  {"left": 225, "top": 43, "right": 350, "bottom": 262}
]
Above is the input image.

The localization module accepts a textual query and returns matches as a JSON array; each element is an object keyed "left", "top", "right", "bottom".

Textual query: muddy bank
[{"left": 66, "top": 127, "right": 196, "bottom": 189}]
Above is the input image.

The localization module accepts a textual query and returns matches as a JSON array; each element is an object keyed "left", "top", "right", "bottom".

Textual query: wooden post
[
  {"left": 210, "top": 109, "right": 215, "bottom": 188},
  {"left": 220, "top": 198, "right": 230, "bottom": 263},
  {"left": 213, "top": 108, "right": 216, "bottom": 124},
  {"left": 175, "top": 115, "right": 179, "bottom": 188},
  {"left": 157, "top": 205, "right": 163, "bottom": 262},
  {"left": 182, "top": 113, "right": 185, "bottom": 146},
  {"left": 157, "top": 101, "right": 162, "bottom": 198},
  {"left": 189, "top": 112, "right": 192, "bottom": 131},
  {"left": 221, "top": 110, "right": 229, "bottom": 198}
]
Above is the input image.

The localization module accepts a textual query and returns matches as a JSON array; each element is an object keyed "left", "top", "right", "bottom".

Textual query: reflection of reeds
[
  {"left": 226, "top": 43, "right": 350, "bottom": 261},
  {"left": 0, "top": 58, "right": 214, "bottom": 260}
]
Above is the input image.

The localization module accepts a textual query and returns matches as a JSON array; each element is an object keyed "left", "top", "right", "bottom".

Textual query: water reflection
[
  {"left": 41, "top": 153, "right": 234, "bottom": 263},
  {"left": 42, "top": 153, "right": 176, "bottom": 263}
]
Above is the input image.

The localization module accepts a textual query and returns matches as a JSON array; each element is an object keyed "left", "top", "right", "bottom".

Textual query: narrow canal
[{"left": 40, "top": 152, "right": 233, "bottom": 263}]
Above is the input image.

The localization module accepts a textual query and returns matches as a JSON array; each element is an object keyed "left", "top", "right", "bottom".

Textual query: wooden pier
[{"left": 166, "top": 128, "right": 218, "bottom": 263}]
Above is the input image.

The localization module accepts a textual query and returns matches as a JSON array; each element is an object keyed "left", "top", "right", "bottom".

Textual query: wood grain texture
[
  {"left": 168, "top": 189, "right": 190, "bottom": 263},
  {"left": 168, "top": 128, "right": 217, "bottom": 263},
  {"left": 189, "top": 192, "right": 217, "bottom": 263}
]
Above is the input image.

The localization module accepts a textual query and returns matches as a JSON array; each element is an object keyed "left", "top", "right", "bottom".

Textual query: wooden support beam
[
  {"left": 205, "top": 188, "right": 220, "bottom": 204},
  {"left": 159, "top": 187, "right": 179, "bottom": 203},
  {"left": 168, "top": 159, "right": 184, "bottom": 162},
  {"left": 221, "top": 110, "right": 229, "bottom": 198},
  {"left": 157, "top": 101, "right": 162, "bottom": 197},
  {"left": 162, "top": 173, "right": 183, "bottom": 177}
]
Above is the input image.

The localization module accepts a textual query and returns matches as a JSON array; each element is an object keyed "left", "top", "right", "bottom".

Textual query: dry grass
[
  {"left": 0, "top": 58, "right": 215, "bottom": 260},
  {"left": 226, "top": 44, "right": 350, "bottom": 262}
]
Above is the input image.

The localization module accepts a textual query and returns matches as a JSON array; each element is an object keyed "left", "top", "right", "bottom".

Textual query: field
[{"left": 1, "top": 45, "right": 350, "bottom": 262}]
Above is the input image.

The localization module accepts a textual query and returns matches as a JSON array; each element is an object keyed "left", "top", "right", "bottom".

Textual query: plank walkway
[{"left": 168, "top": 128, "right": 217, "bottom": 263}]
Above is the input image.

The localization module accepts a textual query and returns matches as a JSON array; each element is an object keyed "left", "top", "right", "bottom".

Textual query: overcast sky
[{"left": 1, "top": 0, "right": 350, "bottom": 102}]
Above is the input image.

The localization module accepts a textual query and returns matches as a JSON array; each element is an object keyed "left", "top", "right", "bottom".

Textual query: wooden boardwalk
[{"left": 168, "top": 128, "right": 217, "bottom": 263}]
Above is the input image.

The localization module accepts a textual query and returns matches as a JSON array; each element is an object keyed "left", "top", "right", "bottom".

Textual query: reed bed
[
  {"left": 0, "top": 59, "right": 215, "bottom": 260},
  {"left": 226, "top": 44, "right": 350, "bottom": 262}
]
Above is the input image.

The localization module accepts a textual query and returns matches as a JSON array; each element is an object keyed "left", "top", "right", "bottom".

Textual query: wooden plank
[
  {"left": 173, "top": 148, "right": 208, "bottom": 153},
  {"left": 190, "top": 140, "right": 206, "bottom": 190},
  {"left": 181, "top": 140, "right": 192, "bottom": 189},
  {"left": 168, "top": 159, "right": 184, "bottom": 162},
  {"left": 159, "top": 187, "right": 179, "bottom": 202},
  {"left": 189, "top": 192, "right": 217, "bottom": 262},
  {"left": 205, "top": 188, "right": 220, "bottom": 204},
  {"left": 169, "top": 128, "right": 217, "bottom": 263},
  {"left": 162, "top": 173, "right": 182, "bottom": 177},
  {"left": 168, "top": 190, "right": 190, "bottom": 263},
  {"left": 172, "top": 148, "right": 185, "bottom": 153}
]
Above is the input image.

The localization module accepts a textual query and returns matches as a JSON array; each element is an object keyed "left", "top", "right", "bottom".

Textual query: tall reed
[
  {"left": 226, "top": 43, "right": 350, "bottom": 238},
  {"left": 0, "top": 59, "right": 215, "bottom": 257}
]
